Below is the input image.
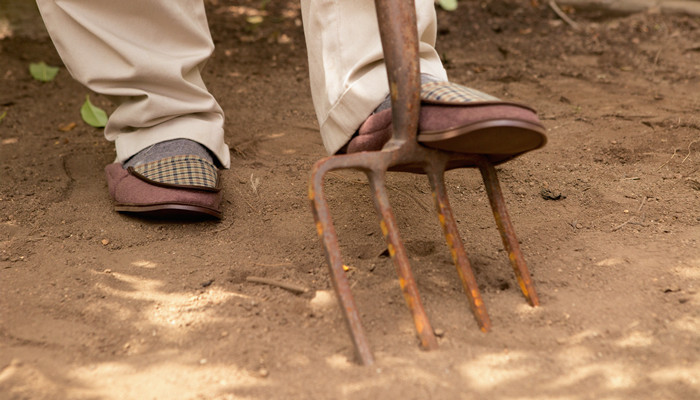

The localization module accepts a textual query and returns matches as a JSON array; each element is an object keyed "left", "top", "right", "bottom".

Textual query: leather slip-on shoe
[
  {"left": 346, "top": 81, "right": 546, "bottom": 165},
  {"left": 105, "top": 162, "right": 222, "bottom": 220}
]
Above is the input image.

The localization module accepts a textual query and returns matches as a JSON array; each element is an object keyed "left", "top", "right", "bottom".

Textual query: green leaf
[
  {"left": 0, "top": 110, "right": 6, "bottom": 123},
  {"left": 246, "top": 15, "right": 263, "bottom": 25},
  {"left": 80, "top": 95, "right": 108, "bottom": 128},
  {"left": 29, "top": 62, "right": 59, "bottom": 82},
  {"left": 439, "top": 0, "right": 458, "bottom": 11}
]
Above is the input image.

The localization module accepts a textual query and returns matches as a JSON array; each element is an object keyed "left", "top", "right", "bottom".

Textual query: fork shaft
[{"left": 375, "top": 0, "right": 421, "bottom": 146}]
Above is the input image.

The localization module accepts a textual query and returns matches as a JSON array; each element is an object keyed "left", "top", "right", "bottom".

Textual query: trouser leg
[
  {"left": 36, "top": 0, "right": 230, "bottom": 167},
  {"left": 301, "top": 0, "right": 447, "bottom": 155}
]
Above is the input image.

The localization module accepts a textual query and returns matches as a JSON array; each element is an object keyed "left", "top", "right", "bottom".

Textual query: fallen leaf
[
  {"left": 0, "top": 109, "right": 6, "bottom": 123},
  {"left": 29, "top": 62, "right": 59, "bottom": 82},
  {"left": 1, "top": 138, "right": 18, "bottom": 145},
  {"left": 246, "top": 15, "right": 263, "bottom": 24},
  {"left": 81, "top": 95, "right": 108, "bottom": 128},
  {"left": 438, "top": 0, "right": 458, "bottom": 11}
]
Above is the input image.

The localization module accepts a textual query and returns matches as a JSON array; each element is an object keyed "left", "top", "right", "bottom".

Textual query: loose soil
[{"left": 1, "top": 1, "right": 699, "bottom": 399}]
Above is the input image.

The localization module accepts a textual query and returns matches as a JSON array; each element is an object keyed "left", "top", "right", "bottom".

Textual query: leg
[
  {"left": 300, "top": 0, "right": 447, "bottom": 155},
  {"left": 36, "top": 0, "right": 229, "bottom": 167},
  {"left": 301, "top": 0, "right": 546, "bottom": 161},
  {"left": 37, "top": 0, "right": 229, "bottom": 218}
]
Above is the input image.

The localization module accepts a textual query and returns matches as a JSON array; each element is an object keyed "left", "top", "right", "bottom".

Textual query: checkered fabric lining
[
  {"left": 421, "top": 81, "right": 501, "bottom": 104},
  {"left": 132, "top": 155, "right": 218, "bottom": 189}
]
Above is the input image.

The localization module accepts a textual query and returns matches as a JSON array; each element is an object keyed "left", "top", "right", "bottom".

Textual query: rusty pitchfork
[{"left": 308, "top": 0, "right": 540, "bottom": 366}]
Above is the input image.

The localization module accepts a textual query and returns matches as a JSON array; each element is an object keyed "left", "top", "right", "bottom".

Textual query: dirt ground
[{"left": 1, "top": 1, "right": 699, "bottom": 399}]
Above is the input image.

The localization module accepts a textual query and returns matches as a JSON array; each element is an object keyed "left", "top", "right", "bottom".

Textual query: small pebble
[
  {"left": 310, "top": 290, "right": 335, "bottom": 312},
  {"left": 201, "top": 279, "right": 214, "bottom": 288}
]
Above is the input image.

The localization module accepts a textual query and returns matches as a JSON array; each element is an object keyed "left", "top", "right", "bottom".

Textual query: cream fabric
[
  {"left": 37, "top": 0, "right": 447, "bottom": 165},
  {"left": 301, "top": 0, "right": 447, "bottom": 154},
  {"left": 36, "top": 0, "right": 229, "bottom": 166}
]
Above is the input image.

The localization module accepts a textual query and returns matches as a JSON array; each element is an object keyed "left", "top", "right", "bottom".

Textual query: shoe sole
[
  {"left": 418, "top": 119, "right": 547, "bottom": 156},
  {"left": 114, "top": 203, "right": 222, "bottom": 220}
]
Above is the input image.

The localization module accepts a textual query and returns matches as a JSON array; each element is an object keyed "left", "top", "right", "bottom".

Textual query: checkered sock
[
  {"left": 123, "top": 139, "right": 214, "bottom": 169},
  {"left": 373, "top": 73, "right": 442, "bottom": 113},
  {"left": 122, "top": 139, "right": 218, "bottom": 189}
]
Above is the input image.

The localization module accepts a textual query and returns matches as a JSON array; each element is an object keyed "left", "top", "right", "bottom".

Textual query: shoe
[
  {"left": 345, "top": 81, "right": 546, "bottom": 165},
  {"left": 105, "top": 155, "right": 223, "bottom": 219}
]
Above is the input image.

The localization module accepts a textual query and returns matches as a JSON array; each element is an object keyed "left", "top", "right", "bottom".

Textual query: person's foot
[
  {"left": 344, "top": 81, "right": 547, "bottom": 165},
  {"left": 105, "top": 139, "right": 223, "bottom": 219}
]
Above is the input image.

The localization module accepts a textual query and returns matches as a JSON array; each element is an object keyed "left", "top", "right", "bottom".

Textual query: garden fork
[{"left": 308, "top": 0, "right": 539, "bottom": 366}]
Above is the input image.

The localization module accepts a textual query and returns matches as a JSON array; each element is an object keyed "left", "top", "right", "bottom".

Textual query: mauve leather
[
  {"left": 105, "top": 163, "right": 221, "bottom": 209},
  {"left": 347, "top": 103, "right": 542, "bottom": 153}
]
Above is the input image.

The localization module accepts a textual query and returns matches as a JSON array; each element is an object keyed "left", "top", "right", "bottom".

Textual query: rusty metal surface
[
  {"left": 368, "top": 169, "right": 438, "bottom": 351},
  {"left": 477, "top": 159, "right": 540, "bottom": 307},
  {"left": 425, "top": 160, "right": 492, "bottom": 333},
  {"left": 309, "top": 157, "right": 376, "bottom": 366},
  {"left": 308, "top": 0, "right": 539, "bottom": 365}
]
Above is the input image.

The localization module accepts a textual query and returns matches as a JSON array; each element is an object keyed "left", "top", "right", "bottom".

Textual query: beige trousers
[{"left": 36, "top": 0, "right": 446, "bottom": 167}]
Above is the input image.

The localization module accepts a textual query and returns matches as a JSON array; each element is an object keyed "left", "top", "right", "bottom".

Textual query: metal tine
[
  {"left": 309, "top": 155, "right": 377, "bottom": 366},
  {"left": 476, "top": 157, "right": 540, "bottom": 307},
  {"left": 367, "top": 169, "right": 439, "bottom": 351},
  {"left": 425, "top": 160, "right": 492, "bottom": 332}
]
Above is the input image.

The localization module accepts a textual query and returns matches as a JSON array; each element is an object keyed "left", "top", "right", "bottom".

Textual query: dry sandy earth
[{"left": 1, "top": 1, "right": 699, "bottom": 399}]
